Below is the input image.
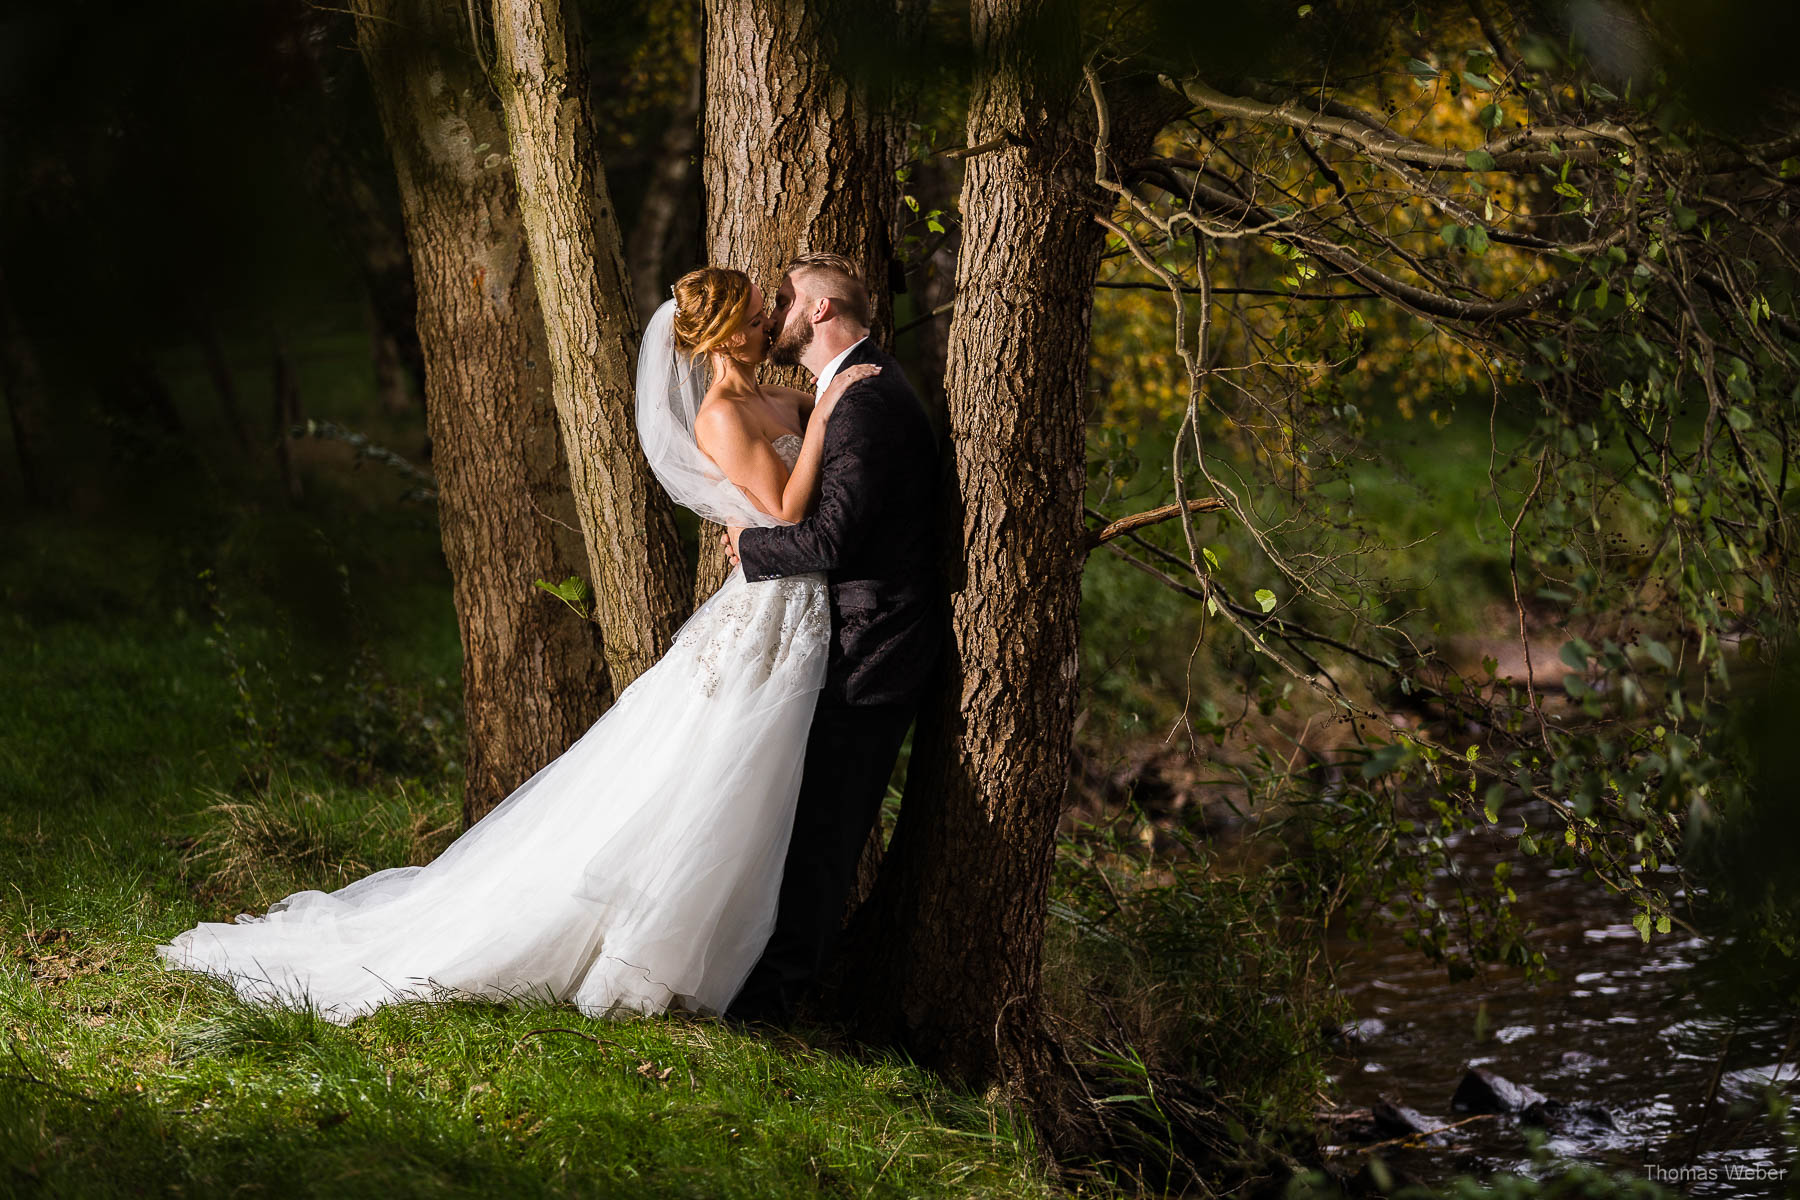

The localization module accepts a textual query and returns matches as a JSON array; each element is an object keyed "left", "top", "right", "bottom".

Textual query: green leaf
[
  {"left": 1255, "top": 588, "right": 1277, "bottom": 613},
  {"left": 1726, "top": 405, "right": 1753, "bottom": 431},
  {"left": 1632, "top": 912, "right": 1652, "bottom": 941},
  {"left": 1465, "top": 148, "right": 1497, "bottom": 171},
  {"left": 1461, "top": 70, "right": 1496, "bottom": 91},
  {"left": 1202, "top": 546, "right": 1220, "bottom": 571},
  {"left": 925, "top": 218, "right": 945, "bottom": 234},
  {"left": 1479, "top": 102, "right": 1504, "bottom": 129},
  {"left": 1655, "top": 914, "right": 1671, "bottom": 934},
  {"left": 1406, "top": 58, "right": 1439, "bottom": 78},
  {"left": 1559, "top": 640, "right": 1588, "bottom": 670},
  {"left": 533, "top": 576, "right": 593, "bottom": 619},
  {"left": 1465, "top": 224, "right": 1490, "bottom": 256}
]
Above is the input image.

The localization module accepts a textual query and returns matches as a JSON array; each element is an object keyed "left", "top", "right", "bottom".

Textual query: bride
[{"left": 157, "top": 267, "right": 879, "bottom": 1022}]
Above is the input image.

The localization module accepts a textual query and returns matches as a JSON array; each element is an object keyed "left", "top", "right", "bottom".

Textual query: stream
[{"left": 1322, "top": 798, "right": 1797, "bottom": 1196}]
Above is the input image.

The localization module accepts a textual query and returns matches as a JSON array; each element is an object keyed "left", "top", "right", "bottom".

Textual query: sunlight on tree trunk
[
  {"left": 850, "top": 0, "right": 1108, "bottom": 1088},
  {"left": 490, "top": 0, "right": 689, "bottom": 683},
  {"left": 693, "top": 0, "right": 911, "bottom": 605},
  {"left": 350, "top": 0, "right": 610, "bottom": 825}
]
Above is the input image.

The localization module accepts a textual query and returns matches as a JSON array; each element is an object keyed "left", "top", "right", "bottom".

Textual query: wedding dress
[{"left": 158, "top": 302, "right": 829, "bottom": 1022}]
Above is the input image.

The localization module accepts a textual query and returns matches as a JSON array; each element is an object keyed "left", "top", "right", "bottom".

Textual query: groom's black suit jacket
[{"left": 738, "top": 339, "right": 941, "bottom": 708}]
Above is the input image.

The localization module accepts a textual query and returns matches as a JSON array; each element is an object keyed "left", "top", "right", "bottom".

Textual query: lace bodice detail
[{"left": 662, "top": 436, "right": 828, "bottom": 698}]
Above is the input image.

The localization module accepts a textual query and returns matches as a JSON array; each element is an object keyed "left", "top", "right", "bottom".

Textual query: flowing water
[{"left": 1322, "top": 798, "right": 1797, "bottom": 1196}]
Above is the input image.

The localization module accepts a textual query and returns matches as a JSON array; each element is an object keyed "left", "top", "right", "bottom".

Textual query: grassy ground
[
  {"left": 0, "top": 484, "right": 1088, "bottom": 1198},
  {"left": 0, "top": 327, "right": 1096, "bottom": 1198},
  {"left": 0, "top": 336, "right": 1686, "bottom": 1199}
]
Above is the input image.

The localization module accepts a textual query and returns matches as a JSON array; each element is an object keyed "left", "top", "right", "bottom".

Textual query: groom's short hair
[{"left": 786, "top": 252, "right": 870, "bottom": 329}]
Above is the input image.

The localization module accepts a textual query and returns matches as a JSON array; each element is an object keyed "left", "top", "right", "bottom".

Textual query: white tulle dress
[{"left": 157, "top": 433, "right": 829, "bottom": 1022}]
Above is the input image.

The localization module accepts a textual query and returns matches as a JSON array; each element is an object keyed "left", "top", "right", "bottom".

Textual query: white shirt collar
[{"left": 813, "top": 337, "right": 868, "bottom": 399}]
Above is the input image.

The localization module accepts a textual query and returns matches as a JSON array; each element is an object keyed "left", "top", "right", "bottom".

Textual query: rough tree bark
[
  {"left": 351, "top": 0, "right": 611, "bottom": 825},
  {"left": 489, "top": 0, "right": 689, "bottom": 684},
  {"left": 846, "top": 0, "right": 1152, "bottom": 1092},
  {"left": 693, "top": 0, "right": 911, "bottom": 602}
]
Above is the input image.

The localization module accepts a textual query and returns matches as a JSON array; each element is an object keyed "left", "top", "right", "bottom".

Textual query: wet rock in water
[
  {"left": 1558, "top": 1049, "right": 1604, "bottom": 1073},
  {"left": 1372, "top": 1097, "right": 1441, "bottom": 1139},
  {"left": 1451, "top": 1066, "right": 1550, "bottom": 1114},
  {"left": 1521, "top": 1097, "right": 1619, "bottom": 1134},
  {"left": 1325, "top": 1017, "right": 1389, "bottom": 1048}
]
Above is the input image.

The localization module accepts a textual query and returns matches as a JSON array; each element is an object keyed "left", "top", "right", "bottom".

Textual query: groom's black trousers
[{"left": 727, "top": 695, "right": 914, "bottom": 1023}]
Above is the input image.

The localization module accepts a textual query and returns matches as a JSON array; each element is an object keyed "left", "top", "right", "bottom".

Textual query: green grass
[
  {"left": 2, "top": 952, "right": 1062, "bottom": 1197},
  {"left": 0, "top": 406, "right": 1082, "bottom": 1197},
  {"left": 0, "top": 330, "right": 1687, "bottom": 1199}
]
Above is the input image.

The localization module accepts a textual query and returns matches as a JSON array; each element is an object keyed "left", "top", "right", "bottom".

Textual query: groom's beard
[{"left": 769, "top": 315, "right": 813, "bottom": 369}]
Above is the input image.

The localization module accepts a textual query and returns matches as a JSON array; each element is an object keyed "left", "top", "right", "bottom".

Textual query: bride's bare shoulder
[{"left": 694, "top": 390, "right": 754, "bottom": 453}]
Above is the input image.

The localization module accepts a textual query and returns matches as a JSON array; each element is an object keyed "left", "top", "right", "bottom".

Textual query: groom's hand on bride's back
[{"left": 723, "top": 526, "right": 743, "bottom": 566}]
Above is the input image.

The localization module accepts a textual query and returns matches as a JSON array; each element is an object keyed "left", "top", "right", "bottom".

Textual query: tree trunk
[
  {"left": 489, "top": 0, "right": 689, "bottom": 686},
  {"left": 350, "top": 0, "right": 611, "bottom": 825},
  {"left": 367, "top": 296, "right": 412, "bottom": 414},
  {"left": 195, "top": 308, "right": 253, "bottom": 451},
  {"left": 628, "top": 58, "right": 702, "bottom": 323},
  {"left": 695, "top": 0, "right": 912, "bottom": 604},
  {"left": 280, "top": 0, "right": 428, "bottom": 415},
  {"left": 845, "top": 0, "right": 1117, "bottom": 1088},
  {"left": 0, "top": 261, "right": 47, "bottom": 505},
  {"left": 271, "top": 338, "right": 304, "bottom": 500}
]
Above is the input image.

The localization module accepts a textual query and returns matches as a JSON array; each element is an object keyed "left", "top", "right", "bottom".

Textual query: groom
[{"left": 723, "top": 252, "right": 941, "bottom": 1025}]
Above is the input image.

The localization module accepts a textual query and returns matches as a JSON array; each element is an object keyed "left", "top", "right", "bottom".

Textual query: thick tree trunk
[
  {"left": 695, "top": 0, "right": 911, "bottom": 603},
  {"left": 489, "top": 0, "right": 689, "bottom": 685},
  {"left": 351, "top": 0, "right": 611, "bottom": 825},
  {"left": 846, "top": 0, "right": 1122, "bottom": 1089}
]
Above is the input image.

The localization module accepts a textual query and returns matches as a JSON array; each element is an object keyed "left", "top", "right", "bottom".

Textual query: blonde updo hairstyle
[{"left": 671, "top": 267, "right": 756, "bottom": 361}]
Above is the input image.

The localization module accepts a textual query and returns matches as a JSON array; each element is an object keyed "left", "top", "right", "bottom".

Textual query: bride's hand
[{"left": 815, "top": 364, "right": 881, "bottom": 423}]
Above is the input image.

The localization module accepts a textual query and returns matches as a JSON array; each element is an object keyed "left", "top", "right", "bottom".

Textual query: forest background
[{"left": 2, "top": 0, "right": 1798, "bottom": 1196}]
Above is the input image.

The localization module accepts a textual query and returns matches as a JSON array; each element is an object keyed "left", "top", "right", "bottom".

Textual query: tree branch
[
  {"left": 1166, "top": 77, "right": 1635, "bottom": 171},
  {"left": 1085, "top": 498, "right": 1226, "bottom": 550}
]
